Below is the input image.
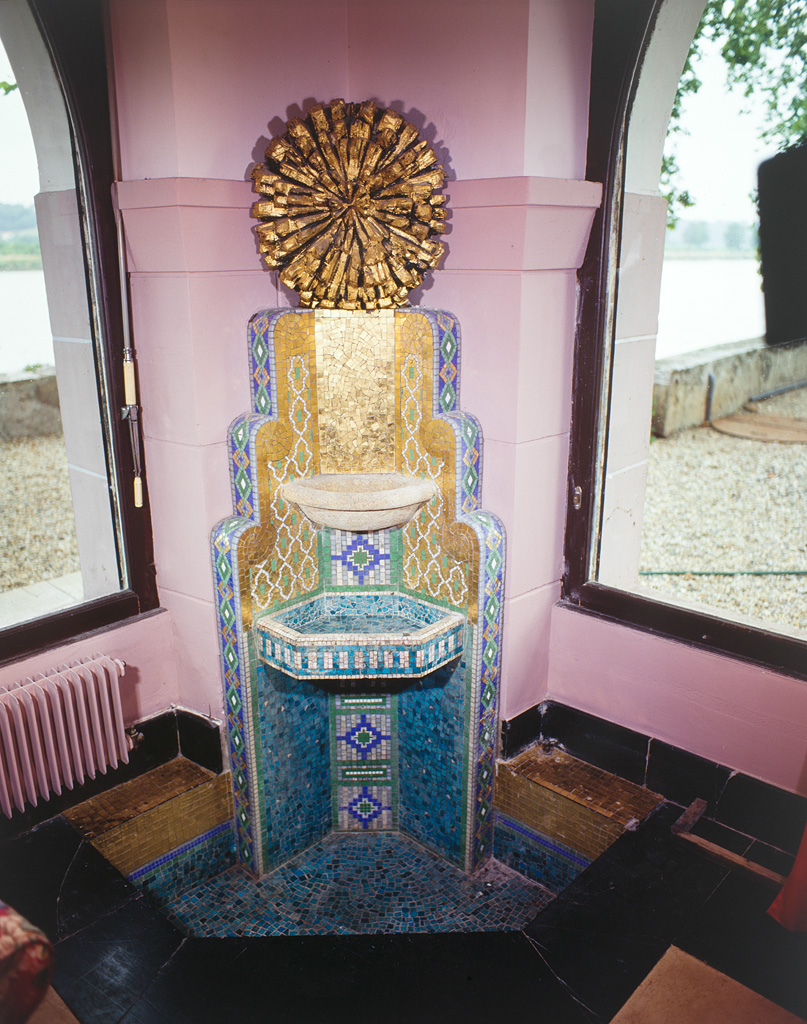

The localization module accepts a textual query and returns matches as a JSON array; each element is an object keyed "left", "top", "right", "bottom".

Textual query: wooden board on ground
[{"left": 711, "top": 413, "right": 807, "bottom": 443}]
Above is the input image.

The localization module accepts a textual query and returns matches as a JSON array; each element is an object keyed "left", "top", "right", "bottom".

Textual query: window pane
[
  {"left": 0, "top": 22, "right": 124, "bottom": 630},
  {"left": 596, "top": 22, "right": 807, "bottom": 642}
]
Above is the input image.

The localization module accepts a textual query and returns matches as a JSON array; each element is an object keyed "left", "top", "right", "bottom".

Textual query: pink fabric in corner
[
  {"left": 0, "top": 903, "right": 53, "bottom": 1024},
  {"left": 769, "top": 823, "right": 807, "bottom": 932}
]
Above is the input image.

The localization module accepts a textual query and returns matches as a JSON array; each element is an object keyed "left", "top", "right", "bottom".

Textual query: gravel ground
[
  {"left": 639, "top": 388, "right": 807, "bottom": 634},
  {"left": 0, "top": 434, "right": 79, "bottom": 590},
  {"left": 2, "top": 390, "right": 805, "bottom": 637}
]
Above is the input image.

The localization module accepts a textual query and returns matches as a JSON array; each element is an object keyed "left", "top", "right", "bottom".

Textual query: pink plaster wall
[
  {"left": 549, "top": 605, "right": 807, "bottom": 796},
  {"left": 103, "top": 0, "right": 599, "bottom": 725},
  {"left": 7, "top": 0, "right": 799, "bottom": 799},
  {"left": 0, "top": 611, "right": 178, "bottom": 726}
]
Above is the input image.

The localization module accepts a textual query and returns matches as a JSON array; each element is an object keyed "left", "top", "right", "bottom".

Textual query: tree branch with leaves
[{"left": 662, "top": 0, "right": 807, "bottom": 224}]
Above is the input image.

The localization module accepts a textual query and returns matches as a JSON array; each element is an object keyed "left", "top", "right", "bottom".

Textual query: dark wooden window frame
[
  {"left": 562, "top": 0, "right": 807, "bottom": 682},
  {"left": 1, "top": 0, "right": 157, "bottom": 664}
]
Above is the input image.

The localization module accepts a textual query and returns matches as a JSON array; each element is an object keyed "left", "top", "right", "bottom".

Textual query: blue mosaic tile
[
  {"left": 398, "top": 653, "right": 469, "bottom": 868},
  {"left": 331, "top": 694, "right": 398, "bottom": 832},
  {"left": 162, "top": 832, "right": 553, "bottom": 937},
  {"left": 130, "top": 823, "right": 236, "bottom": 907},
  {"left": 258, "top": 664, "right": 332, "bottom": 871},
  {"left": 248, "top": 308, "right": 283, "bottom": 416},
  {"left": 256, "top": 592, "right": 465, "bottom": 681},
  {"left": 330, "top": 530, "right": 392, "bottom": 586},
  {"left": 427, "top": 310, "right": 461, "bottom": 416},
  {"left": 493, "top": 812, "right": 591, "bottom": 895},
  {"left": 338, "top": 785, "right": 394, "bottom": 831},
  {"left": 212, "top": 307, "right": 506, "bottom": 885},
  {"left": 210, "top": 518, "right": 261, "bottom": 873}
]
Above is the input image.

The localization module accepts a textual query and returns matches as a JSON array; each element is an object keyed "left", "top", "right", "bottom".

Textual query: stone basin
[
  {"left": 255, "top": 592, "right": 465, "bottom": 682},
  {"left": 281, "top": 473, "right": 437, "bottom": 532}
]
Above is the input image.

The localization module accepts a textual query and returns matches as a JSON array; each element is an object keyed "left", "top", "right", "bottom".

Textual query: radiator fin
[{"left": 0, "top": 656, "right": 129, "bottom": 817}]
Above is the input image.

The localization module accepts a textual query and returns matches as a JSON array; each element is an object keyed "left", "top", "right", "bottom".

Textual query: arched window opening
[
  {"left": 0, "top": 0, "right": 156, "bottom": 659},
  {"left": 565, "top": 0, "right": 807, "bottom": 677}
]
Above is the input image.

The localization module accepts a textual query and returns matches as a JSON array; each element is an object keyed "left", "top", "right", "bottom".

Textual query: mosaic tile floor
[{"left": 162, "top": 831, "right": 554, "bottom": 937}]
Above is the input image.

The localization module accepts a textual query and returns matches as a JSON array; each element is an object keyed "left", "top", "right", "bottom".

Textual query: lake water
[
  {"left": 656, "top": 257, "right": 765, "bottom": 359},
  {"left": 0, "top": 260, "right": 766, "bottom": 374},
  {"left": 0, "top": 270, "right": 54, "bottom": 374}
]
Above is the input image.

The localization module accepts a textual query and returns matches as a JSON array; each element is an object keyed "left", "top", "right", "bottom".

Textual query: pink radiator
[{"left": 0, "top": 655, "right": 130, "bottom": 818}]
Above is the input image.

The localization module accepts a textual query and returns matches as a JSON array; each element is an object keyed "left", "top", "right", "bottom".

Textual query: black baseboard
[
  {"left": 500, "top": 700, "right": 807, "bottom": 855},
  {"left": 0, "top": 709, "right": 222, "bottom": 840}
]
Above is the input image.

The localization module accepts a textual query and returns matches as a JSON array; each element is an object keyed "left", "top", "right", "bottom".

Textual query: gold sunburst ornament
[{"left": 251, "top": 100, "right": 447, "bottom": 310}]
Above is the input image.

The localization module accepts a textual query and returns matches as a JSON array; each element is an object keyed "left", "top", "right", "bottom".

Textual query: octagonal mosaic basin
[{"left": 255, "top": 592, "right": 465, "bottom": 682}]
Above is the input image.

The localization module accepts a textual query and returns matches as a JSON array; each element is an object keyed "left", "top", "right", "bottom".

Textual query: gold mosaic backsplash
[
  {"left": 248, "top": 308, "right": 471, "bottom": 615},
  {"left": 496, "top": 746, "right": 663, "bottom": 863},
  {"left": 251, "top": 311, "right": 320, "bottom": 611},
  {"left": 65, "top": 758, "right": 232, "bottom": 877},
  {"left": 396, "top": 311, "right": 469, "bottom": 611},
  {"left": 314, "top": 310, "right": 397, "bottom": 474}
]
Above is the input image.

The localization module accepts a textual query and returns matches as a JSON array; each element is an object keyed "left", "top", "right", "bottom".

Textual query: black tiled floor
[
  {"left": 0, "top": 816, "right": 137, "bottom": 940},
  {"left": 690, "top": 814, "right": 753, "bottom": 854},
  {"left": 119, "top": 932, "right": 593, "bottom": 1024},
  {"left": 746, "top": 840, "right": 796, "bottom": 877},
  {"left": 676, "top": 868, "right": 807, "bottom": 1020},
  {"left": 53, "top": 897, "right": 185, "bottom": 1024},
  {"left": 2, "top": 802, "right": 805, "bottom": 1024},
  {"left": 524, "top": 804, "right": 729, "bottom": 1022}
]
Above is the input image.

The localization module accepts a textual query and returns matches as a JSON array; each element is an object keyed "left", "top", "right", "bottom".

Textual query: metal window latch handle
[
  {"left": 572, "top": 485, "right": 583, "bottom": 511},
  {"left": 121, "top": 348, "right": 144, "bottom": 508}
]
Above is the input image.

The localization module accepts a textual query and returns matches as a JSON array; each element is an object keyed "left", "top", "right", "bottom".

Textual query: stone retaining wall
[
  {"left": 652, "top": 337, "right": 807, "bottom": 436},
  {"left": 0, "top": 369, "right": 62, "bottom": 439}
]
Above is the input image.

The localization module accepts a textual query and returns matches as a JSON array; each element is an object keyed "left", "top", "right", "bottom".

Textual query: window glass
[
  {"left": 594, "top": 5, "right": 807, "bottom": 644},
  {"left": 0, "top": 22, "right": 124, "bottom": 632}
]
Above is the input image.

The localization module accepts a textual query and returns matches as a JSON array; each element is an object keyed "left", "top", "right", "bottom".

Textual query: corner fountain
[{"left": 211, "top": 101, "right": 505, "bottom": 880}]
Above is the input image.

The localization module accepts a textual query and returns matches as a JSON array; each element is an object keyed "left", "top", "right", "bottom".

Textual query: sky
[
  {"left": 0, "top": 39, "right": 39, "bottom": 207},
  {"left": 664, "top": 37, "right": 780, "bottom": 226},
  {"left": 0, "top": 33, "right": 785, "bottom": 219}
]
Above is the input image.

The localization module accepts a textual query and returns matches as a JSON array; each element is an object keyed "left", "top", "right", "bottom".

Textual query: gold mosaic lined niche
[
  {"left": 395, "top": 310, "right": 469, "bottom": 611},
  {"left": 246, "top": 308, "right": 470, "bottom": 614},
  {"left": 314, "top": 310, "right": 397, "bottom": 474},
  {"left": 250, "top": 311, "right": 321, "bottom": 611}
]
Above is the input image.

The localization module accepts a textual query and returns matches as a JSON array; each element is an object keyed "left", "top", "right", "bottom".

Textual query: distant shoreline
[
  {"left": 0, "top": 256, "right": 42, "bottom": 271},
  {"left": 663, "top": 249, "right": 758, "bottom": 261}
]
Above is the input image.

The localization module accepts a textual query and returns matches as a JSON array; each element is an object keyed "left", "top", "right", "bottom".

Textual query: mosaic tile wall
[
  {"left": 493, "top": 812, "right": 590, "bottom": 894},
  {"left": 90, "top": 773, "right": 233, "bottom": 877},
  {"left": 494, "top": 748, "right": 663, "bottom": 866},
  {"left": 131, "top": 822, "right": 236, "bottom": 907},
  {"left": 211, "top": 307, "right": 506, "bottom": 877},
  {"left": 258, "top": 664, "right": 332, "bottom": 872},
  {"left": 397, "top": 653, "right": 469, "bottom": 865},
  {"left": 331, "top": 694, "right": 397, "bottom": 832}
]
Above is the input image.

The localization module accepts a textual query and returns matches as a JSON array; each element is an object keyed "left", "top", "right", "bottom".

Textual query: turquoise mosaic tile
[
  {"left": 211, "top": 518, "right": 261, "bottom": 873},
  {"left": 493, "top": 812, "right": 591, "bottom": 895},
  {"left": 211, "top": 307, "right": 505, "bottom": 883},
  {"left": 248, "top": 308, "right": 283, "bottom": 416},
  {"left": 130, "top": 822, "right": 236, "bottom": 906},
  {"left": 256, "top": 592, "right": 465, "bottom": 681},
  {"left": 258, "top": 664, "right": 331, "bottom": 871},
  {"left": 430, "top": 310, "right": 461, "bottom": 416},
  {"left": 398, "top": 652, "right": 469, "bottom": 868},
  {"left": 161, "top": 831, "right": 553, "bottom": 937}
]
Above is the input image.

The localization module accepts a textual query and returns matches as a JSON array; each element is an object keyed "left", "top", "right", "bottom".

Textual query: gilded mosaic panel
[
  {"left": 250, "top": 312, "right": 321, "bottom": 611},
  {"left": 395, "top": 311, "right": 469, "bottom": 611},
  {"left": 314, "top": 310, "right": 397, "bottom": 474}
]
